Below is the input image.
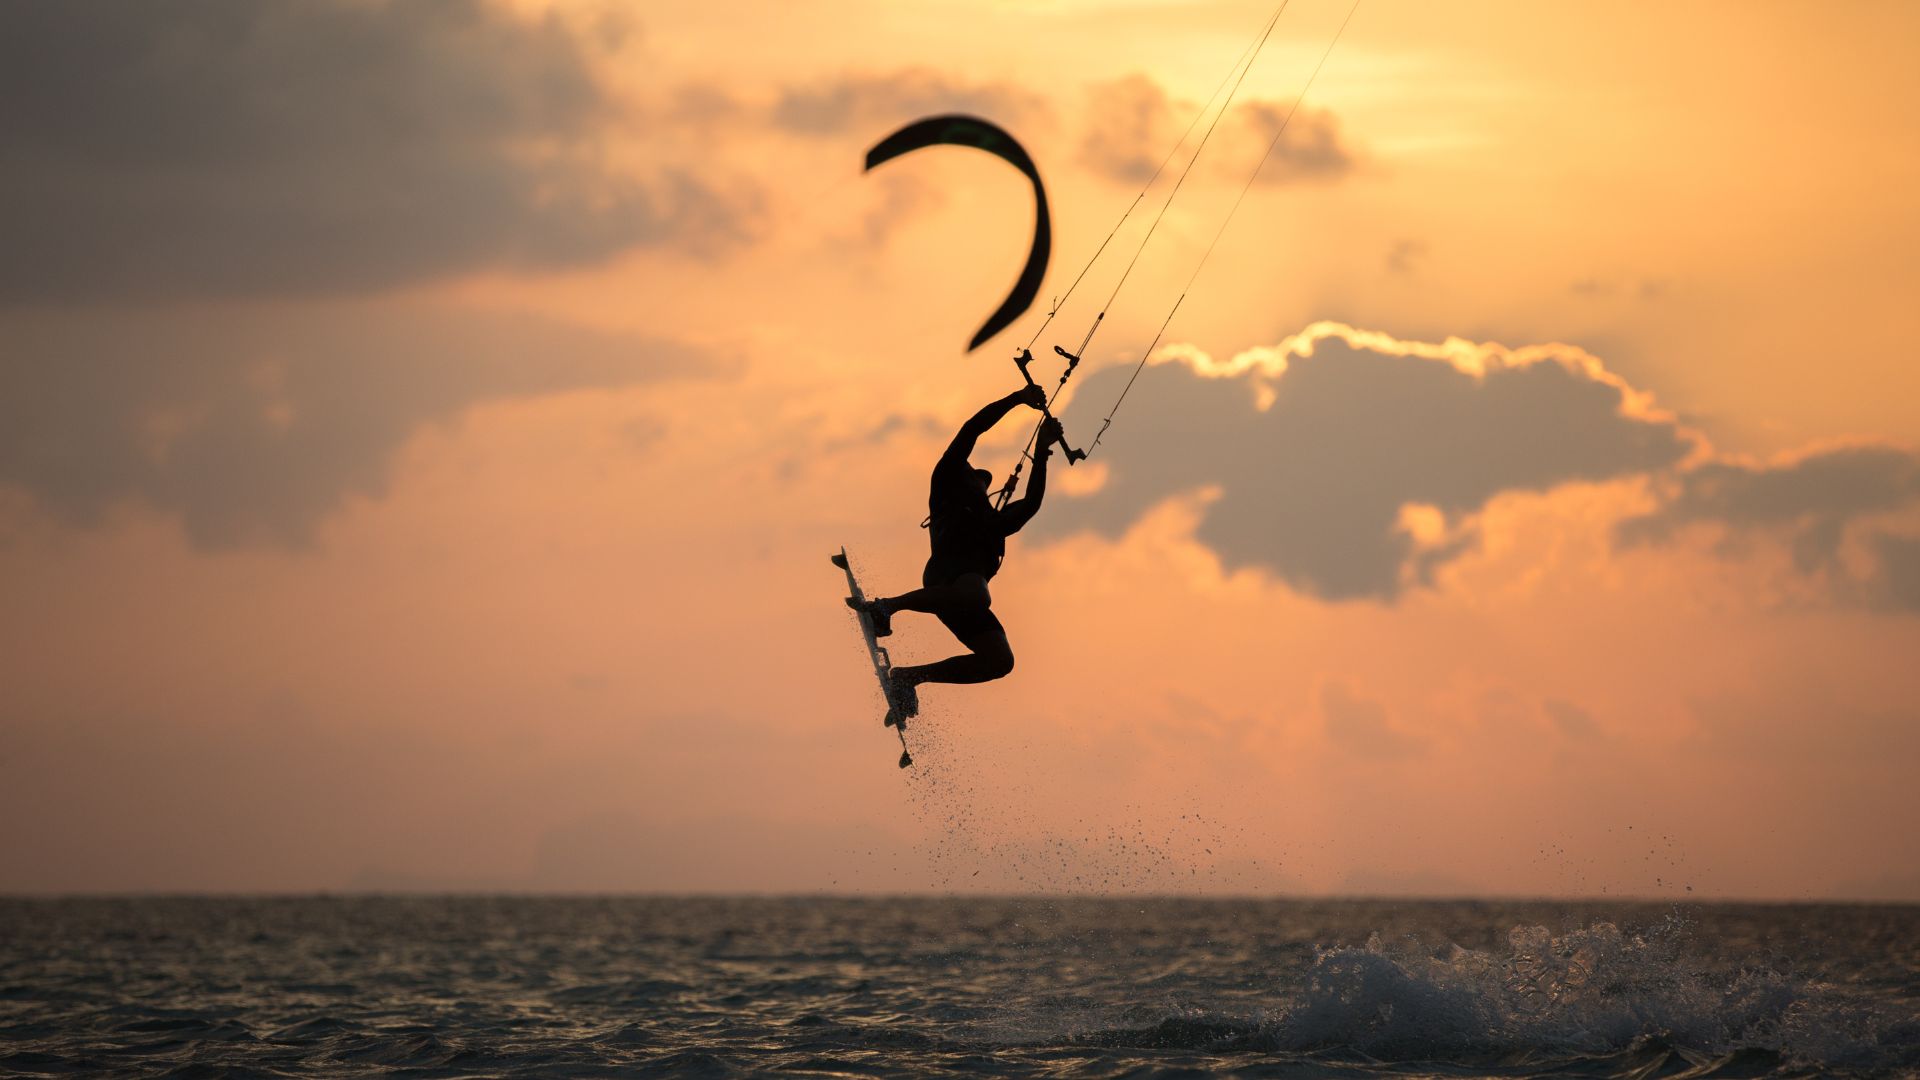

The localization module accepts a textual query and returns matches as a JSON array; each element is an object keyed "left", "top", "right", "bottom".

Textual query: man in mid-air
[{"left": 855, "top": 384, "right": 1060, "bottom": 721}]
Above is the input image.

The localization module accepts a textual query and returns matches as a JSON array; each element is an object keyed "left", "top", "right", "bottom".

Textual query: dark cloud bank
[
  {"left": 1618, "top": 444, "right": 1920, "bottom": 612},
  {"left": 1038, "top": 330, "right": 1920, "bottom": 612},
  {"left": 1044, "top": 334, "right": 1691, "bottom": 601},
  {"left": 0, "top": 308, "right": 723, "bottom": 550},
  {"left": 0, "top": 0, "right": 747, "bottom": 305},
  {"left": 0, "top": 1, "right": 741, "bottom": 552}
]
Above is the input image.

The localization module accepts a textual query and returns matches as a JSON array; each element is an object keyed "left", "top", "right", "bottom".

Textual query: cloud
[
  {"left": 1078, "top": 75, "right": 1179, "bottom": 184},
  {"left": 825, "top": 412, "right": 949, "bottom": 453},
  {"left": 1041, "top": 323, "right": 1694, "bottom": 601},
  {"left": 636, "top": 70, "right": 1042, "bottom": 250},
  {"left": 0, "top": 0, "right": 755, "bottom": 305},
  {"left": 1036, "top": 321, "right": 1920, "bottom": 614},
  {"left": 857, "top": 173, "right": 945, "bottom": 249},
  {"left": 1617, "top": 443, "right": 1920, "bottom": 611},
  {"left": 1321, "top": 681, "right": 1425, "bottom": 760},
  {"left": 619, "top": 415, "right": 669, "bottom": 453},
  {"left": 1230, "top": 97, "right": 1361, "bottom": 185},
  {"left": 0, "top": 305, "right": 728, "bottom": 549},
  {"left": 1871, "top": 533, "right": 1920, "bottom": 613},
  {"left": 1571, "top": 276, "right": 1672, "bottom": 301},
  {"left": 1618, "top": 444, "right": 1920, "bottom": 566},
  {"left": 1386, "top": 239, "right": 1427, "bottom": 276},
  {"left": 1077, "top": 74, "right": 1358, "bottom": 187},
  {"left": 770, "top": 69, "right": 1048, "bottom": 136},
  {"left": 1543, "top": 699, "right": 1602, "bottom": 741}
]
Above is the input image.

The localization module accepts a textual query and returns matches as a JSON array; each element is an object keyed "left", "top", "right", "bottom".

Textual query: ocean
[{"left": 2, "top": 896, "right": 1916, "bottom": 1077}]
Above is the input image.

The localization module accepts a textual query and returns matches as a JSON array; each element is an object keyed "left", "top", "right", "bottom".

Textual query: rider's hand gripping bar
[{"left": 1013, "top": 349, "right": 1087, "bottom": 464}]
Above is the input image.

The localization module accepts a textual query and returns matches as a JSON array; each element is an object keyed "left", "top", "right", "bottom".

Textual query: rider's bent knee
[{"left": 983, "top": 644, "right": 1014, "bottom": 679}]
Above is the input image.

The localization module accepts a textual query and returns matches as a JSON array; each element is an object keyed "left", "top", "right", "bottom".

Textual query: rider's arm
[
  {"left": 939, "top": 386, "right": 1045, "bottom": 469},
  {"left": 999, "top": 443, "right": 1051, "bottom": 534}
]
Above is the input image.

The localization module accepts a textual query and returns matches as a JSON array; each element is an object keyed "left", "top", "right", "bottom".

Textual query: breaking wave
[{"left": 1077, "top": 919, "right": 1920, "bottom": 1074}]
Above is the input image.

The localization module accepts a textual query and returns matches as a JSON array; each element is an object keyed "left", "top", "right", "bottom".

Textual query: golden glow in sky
[{"left": 1, "top": 0, "right": 1917, "bottom": 898}]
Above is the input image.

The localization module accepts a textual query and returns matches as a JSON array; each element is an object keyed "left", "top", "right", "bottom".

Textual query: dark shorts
[{"left": 922, "top": 562, "right": 1007, "bottom": 654}]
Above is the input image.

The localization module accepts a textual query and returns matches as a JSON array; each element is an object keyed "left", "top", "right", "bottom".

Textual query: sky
[{"left": 2, "top": 0, "right": 1917, "bottom": 899}]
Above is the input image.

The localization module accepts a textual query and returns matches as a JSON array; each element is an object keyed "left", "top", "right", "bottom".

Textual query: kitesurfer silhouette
[{"left": 855, "top": 384, "right": 1058, "bottom": 718}]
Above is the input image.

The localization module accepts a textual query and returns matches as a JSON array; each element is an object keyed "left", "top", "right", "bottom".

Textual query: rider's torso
[{"left": 927, "top": 466, "right": 1004, "bottom": 583}]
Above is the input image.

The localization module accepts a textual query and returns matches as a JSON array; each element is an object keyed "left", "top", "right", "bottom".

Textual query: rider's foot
[
  {"left": 884, "top": 671, "right": 919, "bottom": 725},
  {"left": 844, "top": 595, "right": 890, "bottom": 636},
  {"left": 863, "top": 598, "right": 893, "bottom": 638}
]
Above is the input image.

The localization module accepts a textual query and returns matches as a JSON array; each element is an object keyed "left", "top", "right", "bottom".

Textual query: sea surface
[{"left": 2, "top": 896, "right": 1917, "bottom": 1078}]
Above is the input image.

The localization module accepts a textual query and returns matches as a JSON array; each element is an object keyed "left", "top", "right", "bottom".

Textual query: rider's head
[{"left": 971, "top": 468, "right": 992, "bottom": 496}]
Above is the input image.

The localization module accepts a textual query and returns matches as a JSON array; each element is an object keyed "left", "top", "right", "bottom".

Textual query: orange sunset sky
[{"left": 2, "top": 0, "right": 1917, "bottom": 899}]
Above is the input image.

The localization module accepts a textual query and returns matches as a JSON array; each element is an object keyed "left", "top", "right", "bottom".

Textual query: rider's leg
[
  {"left": 877, "top": 573, "right": 989, "bottom": 618},
  {"left": 892, "top": 606, "right": 1015, "bottom": 686}
]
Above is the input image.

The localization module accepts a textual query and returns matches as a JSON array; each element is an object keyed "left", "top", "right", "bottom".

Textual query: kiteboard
[{"left": 831, "top": 548, "right": 914, "bottom": 768}]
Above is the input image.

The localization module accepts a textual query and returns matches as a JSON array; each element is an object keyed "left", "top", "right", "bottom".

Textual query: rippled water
[{"left": 2, "top": 896, "right": 1917, "bottom": 1077}]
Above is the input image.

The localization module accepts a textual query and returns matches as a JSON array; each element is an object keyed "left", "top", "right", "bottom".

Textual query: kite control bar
[
  {"left": 1013, "top": 348, "right": 1087, "bottom": 464},
  {"left": 992, "top": 346, "right": 1085, "bottom": 510}
]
